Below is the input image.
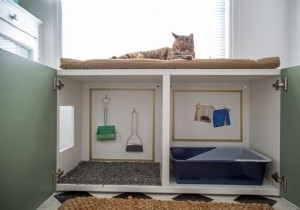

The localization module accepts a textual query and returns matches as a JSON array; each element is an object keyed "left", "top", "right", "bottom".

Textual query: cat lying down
[{"left": 111, "top": 33, "right": 195, "bottom": 60}]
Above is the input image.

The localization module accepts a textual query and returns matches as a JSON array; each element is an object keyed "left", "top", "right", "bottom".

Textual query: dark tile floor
[
  {"left": 234, "top": 195, "right": 277, "bottom": 206},
  {"left": 54, "top": 191, "right": 275, "bottom": 206},
  {"left": 54, "top": 191, "right": 93, "bottom": 204}
]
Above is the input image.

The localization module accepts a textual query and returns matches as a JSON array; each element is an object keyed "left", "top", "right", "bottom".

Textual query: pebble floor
[{"left": 58, "top": 161, "right": 161, "bottom": 185}]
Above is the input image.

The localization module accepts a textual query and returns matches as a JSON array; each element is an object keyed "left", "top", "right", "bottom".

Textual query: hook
[{"left": 101, "top": 95, "right": 111, "bottom": 105}]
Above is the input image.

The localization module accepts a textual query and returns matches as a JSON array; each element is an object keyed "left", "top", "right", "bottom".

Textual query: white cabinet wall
[{"left": 56, "top": 69, "right": 281, "bottom": 196}]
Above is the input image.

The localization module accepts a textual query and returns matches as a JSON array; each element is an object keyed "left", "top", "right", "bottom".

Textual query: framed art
[
  {"left": 172, "top": 90, "right": 243, "bottom": 142},
  {"left": 89, "top": 88, "right": 156, "bottom": 160}
]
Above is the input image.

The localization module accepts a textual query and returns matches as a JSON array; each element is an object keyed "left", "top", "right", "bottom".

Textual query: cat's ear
[
  {"left": 172, "top": 32, "right": 179, "bottom": 39},
  {"left": 188, "top": 33, "right": 194, "bottom": 42}
]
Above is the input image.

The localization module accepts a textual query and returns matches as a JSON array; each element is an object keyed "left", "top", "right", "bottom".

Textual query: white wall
[
  {"left": 232, "top": 0, "right": 289, "bottom": 68},
  {"left": 288, "top": 0, "right": 300, "bottom": 67},
  {"left": 57, "top": 78, "right": 82, "bottom": 173},
  {"left": 249, "top": 77, "right": 281, "bottom": 186}
]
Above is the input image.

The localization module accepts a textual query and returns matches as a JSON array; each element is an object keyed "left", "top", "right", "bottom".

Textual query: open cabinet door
[
  {"left": 280, "top": 66, "right": 300, "bottom": 208},
  {"left": 0, "top": 50, "right": 57, "bottom": 210}
]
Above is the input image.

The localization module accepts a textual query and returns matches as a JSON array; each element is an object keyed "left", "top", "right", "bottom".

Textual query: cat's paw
[
  {"left": 110, "top": 56, "right": 117, "bottom": 59},
  {"left": 185, "top": 55, "right": 193, "bottom": 60},
  {"left": 179, "top": 55, "right": 193, "bottom": 60}
]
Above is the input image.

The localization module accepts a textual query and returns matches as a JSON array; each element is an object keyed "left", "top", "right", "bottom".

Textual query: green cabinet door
[
  {"left": 0, "top": 50, "right": 57, "bottom": 210},
  {"left": 281, "top": 66, "right": 300, "bottom": 207}
]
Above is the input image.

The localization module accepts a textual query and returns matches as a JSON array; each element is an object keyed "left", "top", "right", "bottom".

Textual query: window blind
[
  {"left": 61, "top": 0, "right": 230, "bottom": 60},
  {"left": 0, "top": 35, "right": 30, "bottom": 59},
  {"left": 215, "top": 0, "right": 230, "bottom": 58}
]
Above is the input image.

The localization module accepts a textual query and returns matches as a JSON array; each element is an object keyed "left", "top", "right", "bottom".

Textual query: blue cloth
[{"left": 213, "top": 109, "right": 231, "bottom": 127}]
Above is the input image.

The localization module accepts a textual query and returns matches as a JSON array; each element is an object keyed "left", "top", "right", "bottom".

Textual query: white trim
[
  {"left": 228, "top": 0, "right": 235, "bottom": 58},
  {"left": 53, "top": 0, "right": 62, "bottom": 68},
  {"left": 57, "top": 69, "right": 281, "bottom": 76},
  {"left": 56, "top": 179, "right": 279, "bottom": 196},
  {"left": 230, "top": 0, "right": 237, "bottom": 58},
  {"left": 162, "top": 75, "right": 171, "bottom": 186}
]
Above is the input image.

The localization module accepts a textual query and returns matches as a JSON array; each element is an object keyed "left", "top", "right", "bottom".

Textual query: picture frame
[
  {"left": 172, "top": 90, "right": 243, "bottom": 142},
  {"left": 89, "top": 88, "right": 156, "bottom": 161}
]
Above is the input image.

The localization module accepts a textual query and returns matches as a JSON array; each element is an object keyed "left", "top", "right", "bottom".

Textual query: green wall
[
  {"left": 0, "top": 49, "right": 57, "bottom": 210},
  {"left": 20, "top": 0, "right": 54, "bottom": 21}
]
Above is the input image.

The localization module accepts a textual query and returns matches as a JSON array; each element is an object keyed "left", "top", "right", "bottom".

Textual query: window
[
  {"left": 61, "top": 0, "right": 230, "bottom": 60},
  {"left": 0, "top": 35, "right": 31, "bottom": 59},
  {"left": 59, "top": 106, "right": 74, "bottom": 152}
]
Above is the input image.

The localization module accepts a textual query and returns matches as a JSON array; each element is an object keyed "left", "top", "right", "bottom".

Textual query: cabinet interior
[{"left": 56, "top": 69, "right": 281, "bottom": 195}]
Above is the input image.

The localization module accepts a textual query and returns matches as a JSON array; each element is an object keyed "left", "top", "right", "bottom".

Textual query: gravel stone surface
[{"left": 58, "top": 161, "right": 161, "bottom": 185}]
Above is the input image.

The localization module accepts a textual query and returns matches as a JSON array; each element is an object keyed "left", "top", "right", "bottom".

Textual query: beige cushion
[{"left": 60, "top": 57, "right": 280, "bottom": 69}]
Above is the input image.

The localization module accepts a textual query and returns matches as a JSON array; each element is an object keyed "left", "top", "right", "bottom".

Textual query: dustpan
[
  {"left": 97, "top": 95, "right": 116, "bottom": 141},
  {"left": 126, "top": 108, "right": 143, "bottom": 152}
]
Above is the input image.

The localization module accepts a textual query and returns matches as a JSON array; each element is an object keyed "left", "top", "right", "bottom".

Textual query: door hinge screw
[
  {"left": 272, "top": 77, "right": 288, "bottom": 91},
  {"left": 52, "top": 168, "right": 64, "bottom": 185},
  {"left": 271, "top": 172, "right": 287, "bottom": 191},
  {"left": 53, "top": 77, "right": 64, "bottom": 91}
]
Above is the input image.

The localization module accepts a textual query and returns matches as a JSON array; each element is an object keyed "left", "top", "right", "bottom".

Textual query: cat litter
[{"left": 58, "top": 161, "right": 161, "bottom": 186}]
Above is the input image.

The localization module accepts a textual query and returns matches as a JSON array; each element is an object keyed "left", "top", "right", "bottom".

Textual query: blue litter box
[{"left": 170, "top": 147, "right": 271, "bottom": 185}]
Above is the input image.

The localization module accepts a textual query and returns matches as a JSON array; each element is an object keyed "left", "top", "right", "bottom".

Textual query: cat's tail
[{"left": 110, "top": 56, "right": 117, "bottom": 59}]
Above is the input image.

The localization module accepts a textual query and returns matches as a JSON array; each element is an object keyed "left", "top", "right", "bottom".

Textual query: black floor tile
[
  {"left": 234, "top": 195, "right": 277, "bottom": 206},
  {"left": 113, "top": 192, "right": 152, "bottom": 199},
  {"left": 172, "top": 194, "right": 213, "bottom": 202},
  {"left": 54, "top": 191, "right": 93, "bottom": 204}
]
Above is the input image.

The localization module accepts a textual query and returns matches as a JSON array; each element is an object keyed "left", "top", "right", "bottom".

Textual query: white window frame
[{"left": 57, "top": 0, "right": 234, "bottom": 61}]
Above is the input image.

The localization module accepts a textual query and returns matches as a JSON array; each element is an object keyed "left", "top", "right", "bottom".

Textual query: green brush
[{"left": 97, "top": 95, "right": 116, "bottom": 141}]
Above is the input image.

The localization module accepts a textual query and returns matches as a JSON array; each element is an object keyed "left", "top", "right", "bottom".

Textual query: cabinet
[
  {"left": 0, "top": 0, "right": 41, "bottom": 61},
  {"left": 2, "top": 51, "right": 300, "bottom": 208},
  {"left": 56, "top": 68, "right": 282, "bottom": 196}
]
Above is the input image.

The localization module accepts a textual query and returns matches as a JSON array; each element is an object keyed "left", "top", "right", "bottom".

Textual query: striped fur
[{"left": 112, "top": 33, "right": 195, "bottom": 60}]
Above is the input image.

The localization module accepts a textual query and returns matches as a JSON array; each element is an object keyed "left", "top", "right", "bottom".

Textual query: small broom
[
  {"left": 97, "top": 95, "right": 116, "bottom": 141},
  {"left": 126, "top": 108, "right": 143, "bottom": 152}
]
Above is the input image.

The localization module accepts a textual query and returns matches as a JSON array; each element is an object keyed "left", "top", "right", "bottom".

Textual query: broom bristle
[{"left": 126, "top": 145, "right": 143, "bottom": 152}]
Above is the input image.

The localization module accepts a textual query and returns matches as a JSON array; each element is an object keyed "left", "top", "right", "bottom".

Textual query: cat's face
[{"left": 172, "top": 33, "right": 195, "bottom": 57}]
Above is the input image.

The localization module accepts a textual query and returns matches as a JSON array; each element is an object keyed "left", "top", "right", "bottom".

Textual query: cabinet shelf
[
  {"left": 57, "top": 69, "right": 281, "bottom": 83},
  {"left": 56, "top": 179, "right": 279, "bottom": 196}
]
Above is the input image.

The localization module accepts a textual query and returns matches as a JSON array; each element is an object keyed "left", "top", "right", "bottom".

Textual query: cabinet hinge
[
  {"left": 52, "top": 168, "right": 64, "bottom": 185},
  {"left": 272, "top": 77, "right": 288, "bottom": 91},
  {"left": 271, "top": 172, "right": 287, "bottom": 191},
  {"left": 53, "top": 77, "right": 64, "bottom": 91}
]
